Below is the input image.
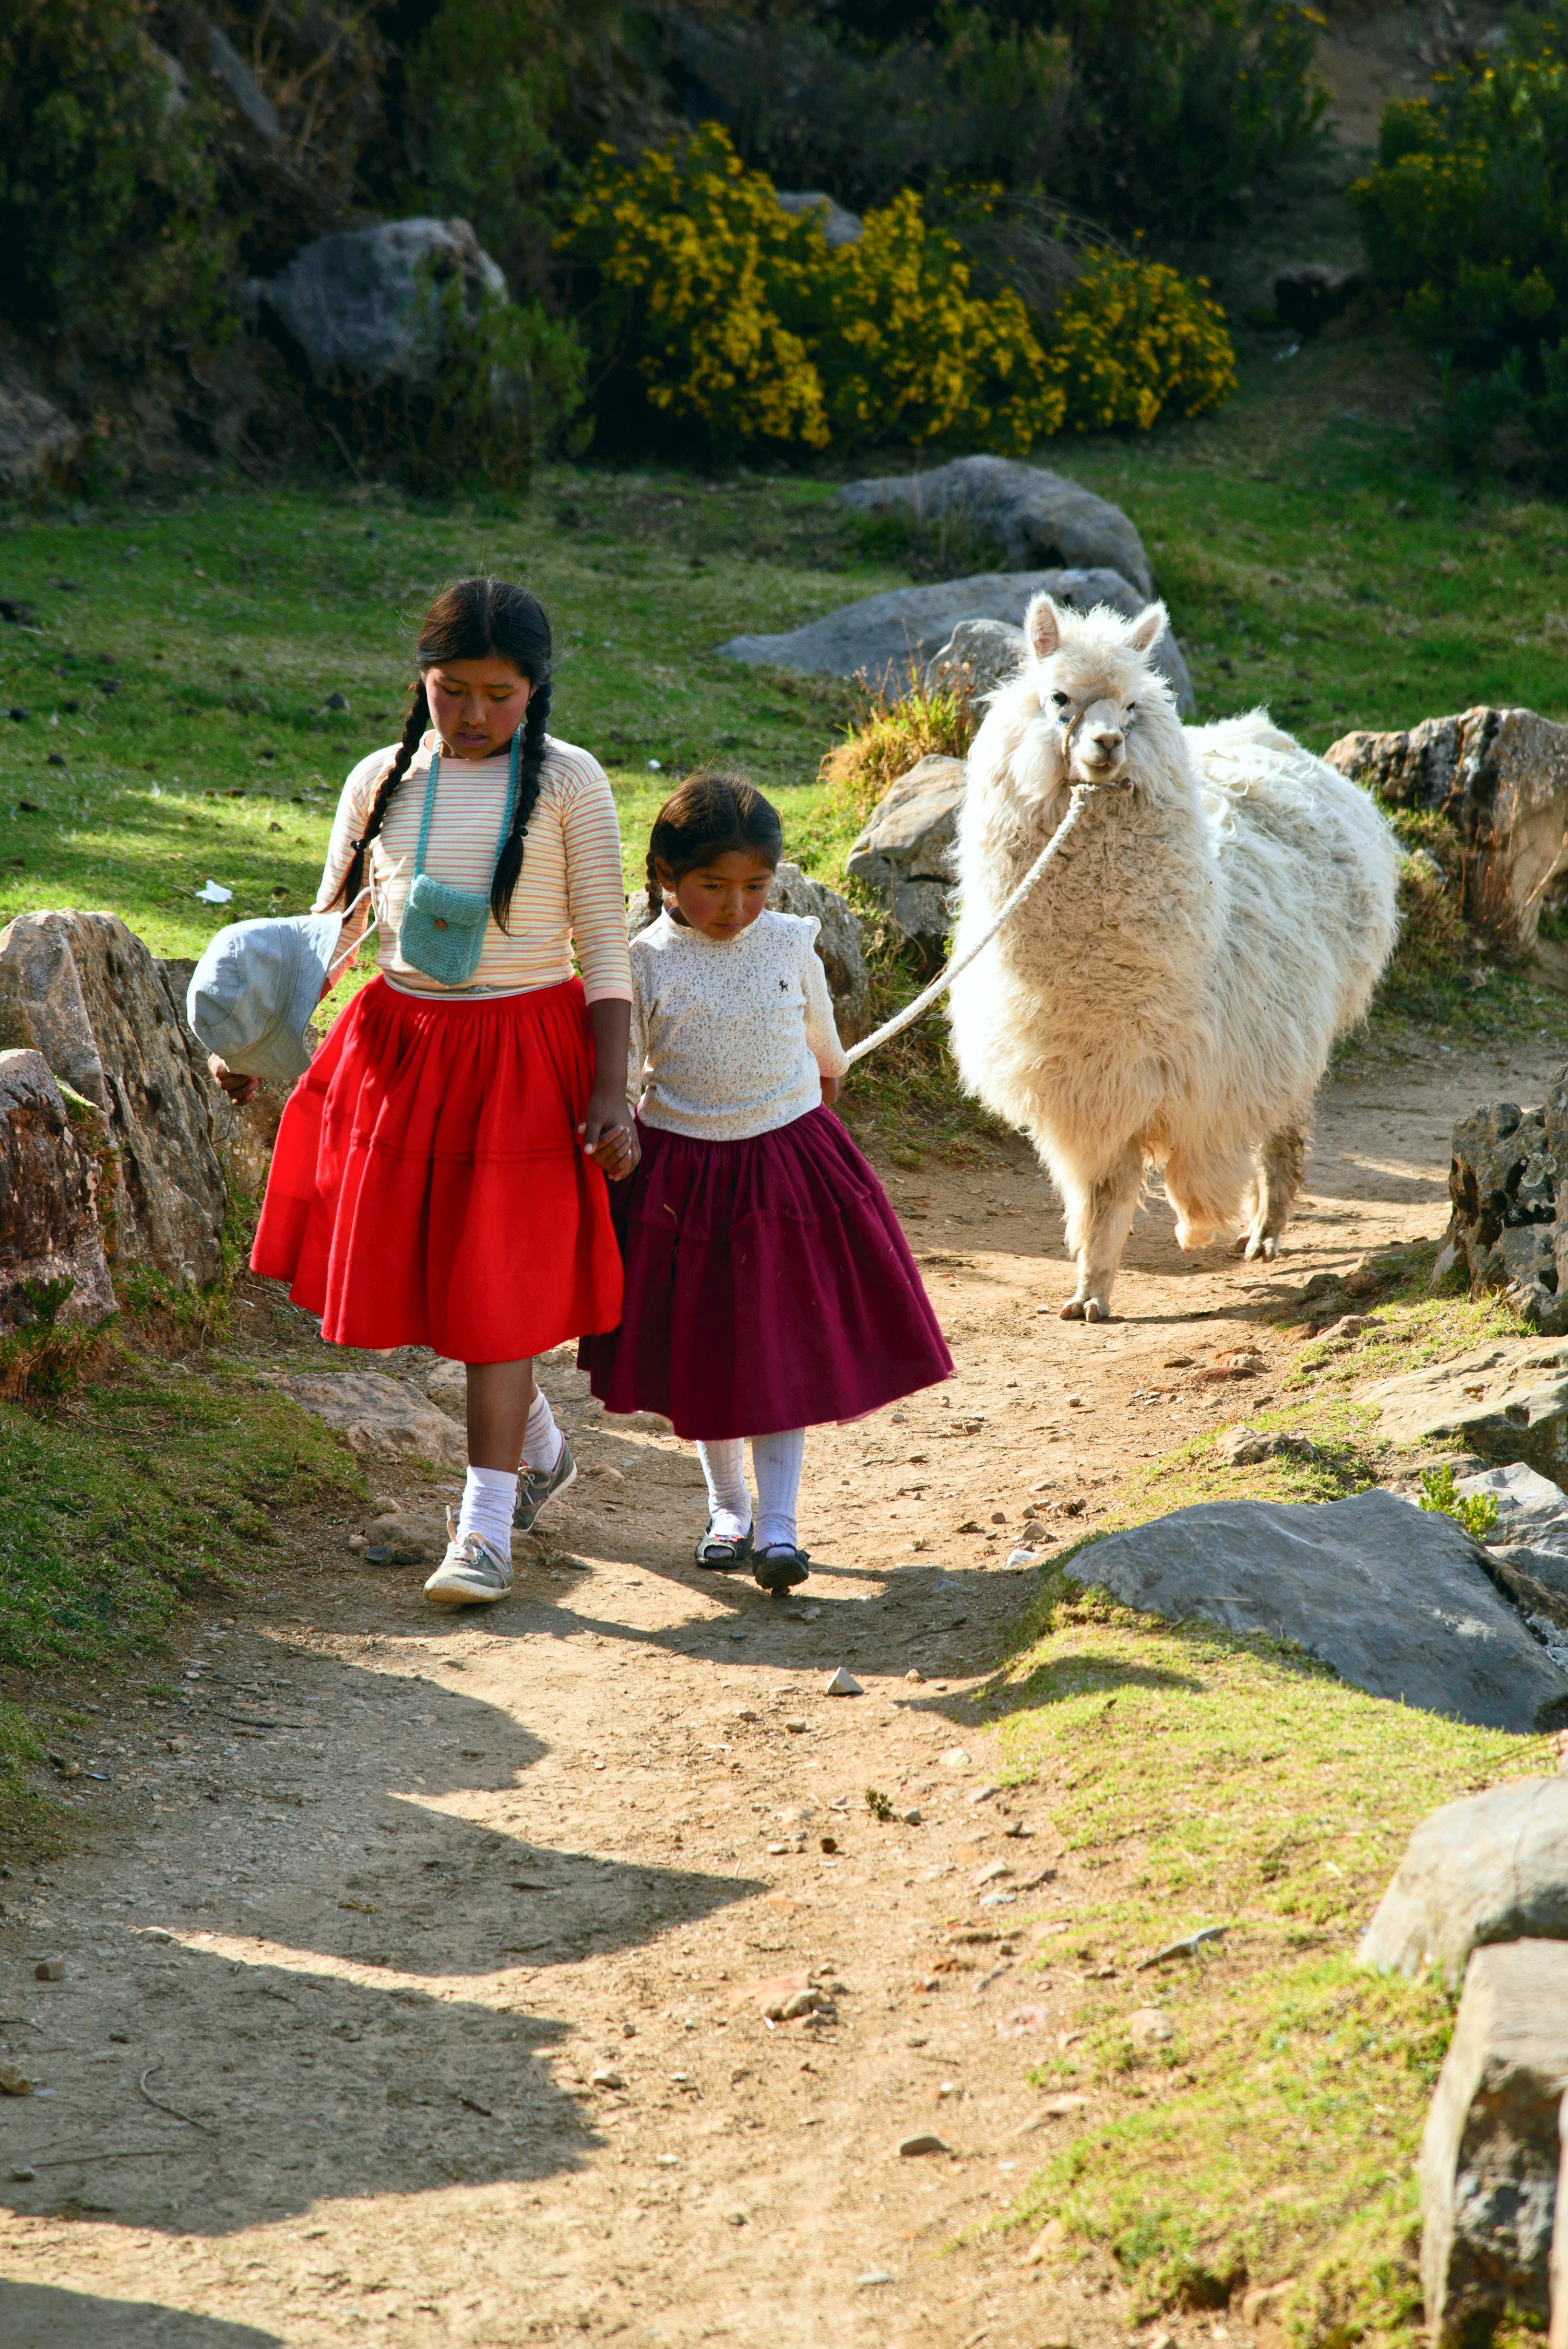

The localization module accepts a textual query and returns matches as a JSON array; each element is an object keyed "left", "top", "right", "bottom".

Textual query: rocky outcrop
[
  {"left": 0, "top": 912, "right": 228, "bottom": 1288},
  {"left": 0, "top": 361, "right": 81, "bottom": 495},
  {"left": 1420, "top": 1940, "right": 1568, "bottom": 2344},
  {"left": 718, "top": 565, "right": 1193, "bottom": 713},
  {"left": 263, "top": 1371, "right": 467, "bottom": 1469},
  {"left": 845, "top": 755, "right": 966, "bottom": 963},
  {"left": 838, "top": 457, "right": 1155, "bottom": 599},
  {"left": 258, "top": 218, "right": 508, "bottom": 391},
  {"left": 1366, "top": 1336, "right": 1568, "bottom": 1480},
  {"left": 1433, "top": 1090, "right": 1568, "bottom": 1332},
  {"left": 1324, "top": 707, "right": 1568, "bottom": 951},
  {"left": 0, "top": 1050, "right": 116, "bottom": 1332},
  {"left": 1072, "top": 1489, "right": 1568, "bottom": 1731},
  {"left": 1360, "top": 1781, "right": 1568, "bottom": 1986},
  {"left": 774, "top": 191, "right": 863, "bottom": 247},
  {"left": 628, "top": 864, "right": 871, "bottom": 1040}
]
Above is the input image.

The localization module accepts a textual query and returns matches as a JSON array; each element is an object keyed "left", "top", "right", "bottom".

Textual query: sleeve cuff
[{"left": 582, "top": 981, "right": 635, "bottom": 1006}]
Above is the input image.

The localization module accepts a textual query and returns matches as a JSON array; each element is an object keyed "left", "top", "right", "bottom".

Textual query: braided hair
[
  {"left": 331, "top": 578, "right": 553, "bottom": 932},
  {"left": 644, "top": 766, "right": 783, "bottom": 918}
]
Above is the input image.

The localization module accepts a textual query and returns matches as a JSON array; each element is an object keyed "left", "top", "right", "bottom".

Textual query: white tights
[{"left": 696, "top": 1430, "right": 807, "bottom": 1551}]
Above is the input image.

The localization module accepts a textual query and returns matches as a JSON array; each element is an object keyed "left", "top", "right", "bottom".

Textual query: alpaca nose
[{"left": 1088, "top": 726, "right": 1123, "bottom": 760}]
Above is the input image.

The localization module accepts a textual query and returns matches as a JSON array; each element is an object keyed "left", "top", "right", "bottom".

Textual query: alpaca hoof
[
  {"left": 1083, "top": 1298, "right": 1107, "bottom": 1323},
  {"left": 1060, "top": 1298, "right": 1086, "bottom": 1321},
  {"left": 1244, "top": 1232, "right": 1281, "bottom": 1263}
]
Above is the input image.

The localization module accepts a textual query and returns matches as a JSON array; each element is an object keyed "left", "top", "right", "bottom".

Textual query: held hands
[
  {"left": 207, "top": 1052, "right": 258, "bottom": 1107},
  {"left": 821, "top": 1072, "right": 842, "bottom": 1108},
  {"left": 579, "top": 1086, "right": 640, "bottom": 1182}
]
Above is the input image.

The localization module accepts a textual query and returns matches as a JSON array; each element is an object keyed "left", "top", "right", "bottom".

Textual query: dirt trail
[{"left": 0, "top": 1024, "right": 1558, "bottom": 2349}]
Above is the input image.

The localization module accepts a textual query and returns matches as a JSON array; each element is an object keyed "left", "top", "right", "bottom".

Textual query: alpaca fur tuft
[{"left": 947, "top": 595, "right": 1400, "bottom": 1319}]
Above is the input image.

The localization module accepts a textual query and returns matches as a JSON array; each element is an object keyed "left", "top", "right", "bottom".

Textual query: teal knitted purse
[{"left": 397, "top": 730, "right": 520, "bottom": 986}]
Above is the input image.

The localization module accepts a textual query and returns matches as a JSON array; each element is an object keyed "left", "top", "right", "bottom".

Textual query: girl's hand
[
  {"left": 591, "top": 1121, "right": 639, "bottom": 1181},
  {"left": 579, "top": 1089, "right": 640, "bottom": 1179},
  {"left": 821, "top": 1072, "right": 842, "bottom": 1107},
  {"left": 208, "top": 1052, "right": 258, "bottom": 1107}
]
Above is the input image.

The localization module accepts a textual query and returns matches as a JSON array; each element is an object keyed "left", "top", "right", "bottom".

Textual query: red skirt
[
  {"left": 579, "top": 1107, "right": 953, "bottom": 1439},
  {"left": 251, "top": 975, "right": 622, "bottom": 1361}
]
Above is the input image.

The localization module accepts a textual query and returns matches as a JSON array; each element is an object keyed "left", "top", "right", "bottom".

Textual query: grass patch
[{"left": 983, "top": 1571, "right": 1553, "bottom": 2336}]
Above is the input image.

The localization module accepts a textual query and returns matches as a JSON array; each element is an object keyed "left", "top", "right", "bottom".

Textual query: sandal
[
  {"left": 695, "top": 1523, "right": 754, "bottom": 1571},
  {"left": 754, "top": 1543, "right": 810, "bottom": 1593}
]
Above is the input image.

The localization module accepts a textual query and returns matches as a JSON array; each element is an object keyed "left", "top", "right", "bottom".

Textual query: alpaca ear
[
  {"left": 1027, "top": 595, "right": 1062, "bottom": 661},
  {"left": 1129, "top": 600, "right": 1169, "bottom": 654}
]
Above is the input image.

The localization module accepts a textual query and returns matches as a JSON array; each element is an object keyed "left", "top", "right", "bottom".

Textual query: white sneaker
[{"left": 423, "top": 1510, "right": 514, "bottom": 1607}]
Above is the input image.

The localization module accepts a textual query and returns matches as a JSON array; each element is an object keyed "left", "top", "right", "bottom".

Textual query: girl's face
[
  {"left": 423, "top": 658, "right": 531, "bottom": 760},
  {"left": 658, "top": 849, "right": 776, "bottom": 940}
]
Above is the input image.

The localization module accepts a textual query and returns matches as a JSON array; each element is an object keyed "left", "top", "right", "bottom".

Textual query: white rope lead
[{"left": 842, "top": 781, "right": 1097, "bottom": 1070}]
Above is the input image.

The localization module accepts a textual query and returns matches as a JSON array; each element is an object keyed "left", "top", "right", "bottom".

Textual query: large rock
[
  {"left": 774, "top": 191, "right": 863, "bottom": 247},
  {"left": 1420, "top": 1940, "right": 1568, "bottom": 2343},
  {"left": 0, "top": 362, "right": 81, "bottom": 494},
  {"left": 845, "top": 756, "right": 966, "bottom": 963},
  {"left": 0, "top": 912, "right": 227, "bottom": 1288},
  {"left": 717, "top": 565, "right": 1194, "bottom": 714},
  {"left": 1436, "top": 1086, "right": 1568, "bottom": 1332},
  {"left": 627, "top": 864, "right": 871, "bottom": 1041},
  {"left": 1365, "top": 1336, "right": 1568, "bottom": 1482},
  {"left": 1360, "top": 1781, "right": 1568, "bottom": 1986},
  {"left": 1073, "top": 1490, "right": 1568, "bottom": 1731},
  {"left": 838, "top": 456, "right": 1155, "bottom": 599},
  {"left": 264, "top": 1371, "right": 467, "bottom": 1469},
  {"left": 0, "top": 1050, "right": 115, "bottom": 1332},
  {"left": 1325, "top": 707, "right": 1568, "bottom": 952},
  {"left": 259, "top": 218, "right": 508, "bottom": 391}
]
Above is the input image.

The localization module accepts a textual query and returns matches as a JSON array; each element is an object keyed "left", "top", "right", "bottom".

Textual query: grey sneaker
[
  {"left": 423, "top": 1511, "right": 514, "bottom": 1607},
  {"left": 513, "top": 1435, "right": 577, "bottom": 1533}
]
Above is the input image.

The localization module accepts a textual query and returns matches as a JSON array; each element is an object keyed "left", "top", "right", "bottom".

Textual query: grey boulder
[
  {"left": 1365, "top": 1337, "right": 1568, "bottom": 1482},
  {"left": 717, "top": 566, "right": 1193, "bottom": 715},
  {"left": 845, "top": 755, "right": 966, "bottom": 962},
  {"left": 1072, "top": 1490, "right": 1568, "bottom": 1732},
  {"left": 0, "top": 1049, "right": 115, "bottom": 1332},
  {"left": 1360, "top": 1779, "right": 1568, "bottom": 1985},
  {"left": 0, "top": 911, "right": 228, "bottom": 1288},
  {"left": 774, "top": 191, "right": 863, "bottom": 247},
  {"left": 838, "top": 456, "right": 1154, "bottom": 599},
  {"left": 1420, "top": 1940, "right": 1568, "bottom": 2343},
  {"left": 260, "top": 218, "right": 508, "bottom": 390}
]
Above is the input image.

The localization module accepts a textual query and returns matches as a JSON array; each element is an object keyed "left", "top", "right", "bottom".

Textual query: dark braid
[
  {"left": 644, "top": 766, "right": 783, "bottom": 918},
  {"left": 329, "top": 576, "right": 554, "bottom": 924},
  {"left": 492, "top": 668, "right": 551, "bottom": 931},
  {"left": 331, "top": 681, "right": 429, "bottom": 910}
]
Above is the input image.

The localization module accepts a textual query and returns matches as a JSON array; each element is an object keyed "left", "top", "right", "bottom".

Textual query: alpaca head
[{"left": 1016, "top": 594, "right": 1174, "bottom": 794}]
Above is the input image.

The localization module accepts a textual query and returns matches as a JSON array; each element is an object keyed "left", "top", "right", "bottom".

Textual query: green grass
[{"left": 984, "top": 1571, "right": 1553, "bottom": 2339}]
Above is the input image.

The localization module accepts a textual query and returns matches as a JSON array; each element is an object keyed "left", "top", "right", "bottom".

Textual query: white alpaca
[{"left": 946, "top": 594, "right": 1399, "bottom": 1320}]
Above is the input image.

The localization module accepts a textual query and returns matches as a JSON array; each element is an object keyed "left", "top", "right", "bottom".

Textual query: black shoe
[
  {"left": 754, "top": 1543, "right": 810, "bottom": 1592},
  {"left": 695, "top": 1523, "right": 754, "bottom": 1570}
]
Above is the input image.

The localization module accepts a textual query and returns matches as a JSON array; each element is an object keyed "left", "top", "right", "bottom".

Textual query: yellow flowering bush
[
  {"left": 1044, "top": 250, "right": 1237, "bottom": 432},
  {"left": 561, "top": 126, "right": 1233, "bottom": 455}
]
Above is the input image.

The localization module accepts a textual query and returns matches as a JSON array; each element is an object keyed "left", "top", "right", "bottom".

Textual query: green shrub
[
  {"left": 1417, "top": 1464, "right": 1498, "bottom": 1543},
  {"left": 0, "top": 0, "right": 233, "bottom": 364},
  {"left": 560, "top": 125, "right": 1234, "bottom": 457},
  {"left": 1353, "top": 16, "right": 1568, "bottom": 470}
]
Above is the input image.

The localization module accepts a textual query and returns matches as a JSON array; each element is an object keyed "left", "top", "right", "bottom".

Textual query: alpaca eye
[
  {"left": 1126, "top": 702, "right": 1137, "bottom": 714},
  {"left": 1051, "top": 691, "right": 1071, "bottom": 708}
]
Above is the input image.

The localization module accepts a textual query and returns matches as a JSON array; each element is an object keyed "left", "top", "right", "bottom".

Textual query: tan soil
[{"left": 1, "top": 1020, "right": 1560, "bottom": 2348}]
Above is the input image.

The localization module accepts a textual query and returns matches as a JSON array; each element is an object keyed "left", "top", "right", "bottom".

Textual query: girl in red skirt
[
  {"left": 580, "top": 770, "right": 952, "bottom": 1592},
  {"left": 244, "top": 578, "right": 636, "bottom": 1607}
]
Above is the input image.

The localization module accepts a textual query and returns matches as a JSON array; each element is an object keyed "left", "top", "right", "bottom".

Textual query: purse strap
[{"left": 414, "top": 726, "right": 522, "bottom": 884}]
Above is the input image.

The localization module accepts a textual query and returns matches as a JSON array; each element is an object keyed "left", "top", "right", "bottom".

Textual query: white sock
[
  {"left": 521, "top": 1389, "right": 562, "bottom": 1473},
  {"left": 457, "top": 1465, "right": 516, "bottom": 1560},
  {"left": 753, "top": 1428, "right": 806, "bottom": 1551},
  {"left": 697, "top": 1438, "right": 752, "bottom": 1542}
]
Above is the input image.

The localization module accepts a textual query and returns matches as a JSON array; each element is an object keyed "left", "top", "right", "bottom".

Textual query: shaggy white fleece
[{"left": 947, "top": 593, "right": 1400, "bottom": 1319}]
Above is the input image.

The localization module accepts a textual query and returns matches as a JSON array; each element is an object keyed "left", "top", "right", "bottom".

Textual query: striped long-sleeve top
[{"left": 314, "top": 731, "right": 633, "bottom": 1003}]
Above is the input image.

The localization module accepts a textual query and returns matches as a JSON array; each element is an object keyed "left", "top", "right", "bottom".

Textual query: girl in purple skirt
[{"left": 580, "top": 769, "right": 953, "bottom": 1592}]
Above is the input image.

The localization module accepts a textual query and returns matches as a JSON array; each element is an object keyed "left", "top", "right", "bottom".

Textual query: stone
[
  {"left": 824, "top": 1667, "right": 862, "bottom": 1696},
  {"left": 845, "top": 754, "right": 966, "bottom": 960},
  {"left": 0, "top": 912, "right": 228, "bottom": 1287},
  {"left": 1494, "top": 1547, "right": 1568, "bottom": 1599},
  {"left": 839, "top": 457, "right": 1154, "bottom": 598},
  {"left": 717, "top": 565, "right": 1193, "bottom": 713},
  {"left": 0, "top": 2065, "right": 33, "bottom": 2096},
  {"left": 33, "top": 1960, "right": 63, "bottom": 1982},
  {"left": 259, "top": 218, "right": 509, "bottom": 392},
  {"left": 1271, "top": 262, "right": 1365, "bottom": 337},
  {"left": 264, "top": 1370, "right": 467, "bottom": 1468},
  {"left": 419, "top": 1358, "right": 468, "bottom": 1420},
  {"left": 774, "top": 190, "right": 863, "bottom": 247},
  {"left": 1457, "top": 1461, "right": 1568, "bottom": 1536},
  {"left": 1365, "top": 1336, "right": 1568, "bottom": 1481},
  {"left": 1420, "top": 1940, "right": 1568, "bottom": 2343},
  {"left": 590, "top": 2066, "right": 626, "bottom": 2089},
  {"left": 1325, "top": 708, "right": 1568, "bottom": 952},
  {"left": 362, "top": 1508, "right": 450, "bottom": 1566},
  {"left": 941, "top": 1746, "right": 972, "bottom": 1769},
  {"left": 898, "top": 2132, "right": 947, "bottom": 2156},
  {"left": 0, "top": 1050, "right": 115, "bottom": 1332},
  {"left": 628, "top": 862, "right": 871, "bottom": 1041},
  {"left": 1127, "top": 2008, "right": 1174, "bottom": 2047},
  {"left": 0, "top": 361, "right": 81, "bottom": 494},
  {"left": 1360, "top": 1779, "right": 1568, "bottom": 1986},
  {"left": 1214, "top": 1425, "right": 1316, "bottom": 1466},
  {"left": 1074, "top": 1490, "right": 1568, "bottom": 1732}
]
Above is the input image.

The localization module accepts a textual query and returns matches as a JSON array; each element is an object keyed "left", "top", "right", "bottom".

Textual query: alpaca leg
[
  {"left": 1163, "top": 1145, "right": 1251, "bottom": 1253},
  {"left": 1243, "top": 1120, "right": 1308, "bottom": 1261},
  {"left": 1060, "top": 1144, "right": 1144, "bottom": 1323}
]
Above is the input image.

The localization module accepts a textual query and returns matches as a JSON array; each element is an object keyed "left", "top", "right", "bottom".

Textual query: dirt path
[{"left": 1, "top": 1023, "right": 1558, "bottom": 2349}]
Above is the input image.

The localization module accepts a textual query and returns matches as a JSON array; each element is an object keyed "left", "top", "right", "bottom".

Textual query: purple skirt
[{"left": 578, "top": 1106, "right": 953, "bottom": 1440}]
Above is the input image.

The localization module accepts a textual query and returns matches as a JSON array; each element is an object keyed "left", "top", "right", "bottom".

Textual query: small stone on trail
[
  {"left": 591, "top": 2067, "right": 626, "bottom": 2090},
  {"left": 899, "top": 2131, "right": 946, "bottom": 2157},
  {"left": 1127, "top": 2007, "right": 1175, "bottom": 2046},
  {"left": 347, "top": 1533, "right": 368, "bottom": 1552},
  {"left": 968, "top": 1783, "right": 1001, "bottom": 1804},
  {"left": 10, "top": 2164, "right": 36, "bottom": 2178},
  {"left": 162, "top": 1737, "right": 187, "bottom": 1755},
  {"left": 825, "top": 1666, "right": 862, "bottom": 1695},
  {"left": 1041, "top": 2092, "right": 1089, "bottom": 2117},
  {"left": 857, "top": 2269, "right": 896, "bottom": 2287},
  {"left": 785, "top": 1717, "right": 809, "bottom": 1734},
  {"left": 33, "top": 1960, "right": 63, "bottom": 1982},
  {"left": 724, "top": 2209, "right": 747, "bottom": 2227},
  {"left": 1007, "top": 1548, "right": 1040, "bottom": 1565},
  {"left": 975, "top": 1860, "right": 1014, "bottom": 1886},
  {"left": 0, "top": 2065, "right": 33, "bottom": 2096},
  {"left": 902, "top": 1808, "right": 922, "bottom": 1825},
  {"left": 904, "top": 1668, "right": 924, "bottom": 1683},
  {"left": 941, "top": 1747, "right": 971, "bottom": 1769}
]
